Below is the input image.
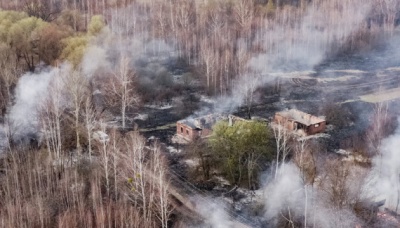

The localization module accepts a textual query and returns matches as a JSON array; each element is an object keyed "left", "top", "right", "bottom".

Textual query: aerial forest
[{"left": 0, "top": 0, "right": 400, "bottom": 227}]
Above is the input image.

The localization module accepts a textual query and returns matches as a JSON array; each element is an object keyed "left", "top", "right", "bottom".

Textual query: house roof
[{"left": 276, "top": 109, "right": 325, "bottom": 126}]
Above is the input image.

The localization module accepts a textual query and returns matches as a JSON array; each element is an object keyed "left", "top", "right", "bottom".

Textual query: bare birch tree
[
  {"left": 63, "top": 69, "right": 89, "bottom": 153},
  {"left": 367, "top": 102, "right": 389, "bottom": 155},
  {"left": 120, "top": 131, "right": 153, "bottom": 224},
  {"left": 39, "top": 68, "right": 66, "bottom": 161},
  {"left": 0, "top": 44, "right": 19, "bottom": 116},
  {"left": 117, "top": 131, "right": 173, "bottom": 227},
  {"left": 151, "top": 144, "right": 173, "bottom": 228},
  {"left": 233, "top": 0, "right": 254, "bottom": 39},
  {"left": 105, "top": 55, "right": 139, "bottom": 129},
  {"left": 84, "top": 97, "right": 96, "bottom": 160},
  {"left": 199, "top": 39, "right": 216, "bottom": 90},
  {"left": 272, "top": 122, "right": 291, "bottom": 178},
  {"left": 97, "top": 121, "right": 111, "bottom": 196}
]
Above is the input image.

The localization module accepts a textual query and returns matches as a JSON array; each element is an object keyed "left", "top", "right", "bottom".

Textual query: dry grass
[{"left": 360, "top": 87, "right": 400, "bottom": 103}]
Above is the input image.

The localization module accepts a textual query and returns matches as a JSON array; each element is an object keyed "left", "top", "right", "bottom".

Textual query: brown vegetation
[
  {"left": 0, "top": 131, "right": 173, "bottom": 228},
  {"left": 0, "top": 0, "right": 399, "bottom": 226}
]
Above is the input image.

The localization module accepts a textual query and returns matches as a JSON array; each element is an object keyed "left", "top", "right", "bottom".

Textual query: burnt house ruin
[
  {"left": 274, "top": 109, "right": 326, "bottom": 135},
  {"left": 176, "top": 114, "right": 245, "bottom": 142}
]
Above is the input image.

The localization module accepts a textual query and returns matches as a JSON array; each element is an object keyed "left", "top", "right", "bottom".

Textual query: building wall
[
  {"left": 274, "top": 114, "right": 295, "bottom": 131},
  {"left": 177, "top": 122, "right": 195, "bottom": 141},
  {"left": 274, "top": 113, "right": 326, "bottom": 135},
  {"left": 176, "top": 122, "right": 214, "bottom": 141}
]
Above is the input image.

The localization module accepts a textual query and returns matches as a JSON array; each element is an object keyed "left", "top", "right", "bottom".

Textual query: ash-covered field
[{"left": 137, "top": 51, "right": 400, "bottom": 153}]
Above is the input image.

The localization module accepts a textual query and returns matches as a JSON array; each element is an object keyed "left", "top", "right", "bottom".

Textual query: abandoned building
[
  {"left": 176, "top": 114, "right": 245, "bottom": 142},
  {"left": 274, "top": 109, "right": 326, "bottom": 135}
]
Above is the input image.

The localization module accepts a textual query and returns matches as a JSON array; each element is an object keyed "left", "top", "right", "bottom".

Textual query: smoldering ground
[
  {"left": 1, "top": 1, "right": 400, "bottom": 227},
  {"left": 192, "top": 0, "right": 379, "bottom": 117},
  {"left": 1, "top": 5, "right": 178, "bottom": 147},
  {"left": 261, "top": 162, "right": 369, "bottom": 228},
  {"left": 6, "top": 65, "right": 70, "bottom": 144},
  {"left": 189, "top": 1, "right": 400, "bottom": 227},
  {"left": 366, "top": 117, "right": 400, "bottom": 212}
]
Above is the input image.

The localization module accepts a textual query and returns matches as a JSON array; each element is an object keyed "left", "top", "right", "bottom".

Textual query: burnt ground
[
  {"left": 215, "top": 65, "right": 399, "bottom": 154},
  {"left": 134, "top": 61, "right": 400, "bottom": 152},
  {"left": 127, "top": 51, "right": 400, "bottom": 178},
  {"left": 135, "top": 106, "right": 180, "bottom": 142},
  {"left": 131, "top": 47, "right": 400, "bottom": 150},
  {"left": 106, "top": 45, "right": 400, "bottom": 226},
  {"left": 124, "top": 53, "right": 400, "bottom": 226},
  {"left": 135, "top": 98, "right": 214, "bottom": 143},
  {"left": 129, "top": 70, "right": 394, "bottom": 209}
]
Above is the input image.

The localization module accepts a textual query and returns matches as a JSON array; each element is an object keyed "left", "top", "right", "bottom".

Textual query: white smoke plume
[
  {"left": 196, "top": 199, "right": 235, "bottom": 228},
  {"left": 7, "top": 52, "right": 107, "bottom": 142},
  {"left": 82, "top": 45, "right": 110, "bottom": 77},
  {"left": 263, "top": 163, "right": 361, "bottom": 228},
  {"left": 366, "top": 117, "right": 400, "bottom": 211},
  {"left": 6, "top": 65, "right": 71, "bottom": 142},
  {"left": 200, "top": 0, "right": 374, "bottom": 116},
  {"left": 2, "top": 3, "right": 176, "bottom": 144},
  {"left": 253, "top": 0, "right": 373, "bottom": 73}
]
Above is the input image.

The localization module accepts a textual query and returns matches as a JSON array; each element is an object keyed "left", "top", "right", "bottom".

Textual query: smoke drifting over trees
[
  {"left": 8, "top": 66, "right": 58, "bottom": 140},
  {"left": 368, "top": 120, "right": 400, "bottom": 211},
  {"left": 0, "top": 0, "right": 400, "bottom": 227}
]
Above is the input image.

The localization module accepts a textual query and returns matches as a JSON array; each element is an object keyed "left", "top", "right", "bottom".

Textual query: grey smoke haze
[
  {"left": 199, "top": 0, "right": 375, "bottom": 116},
  {"left": 83, "top": 7, "right": 176, "bottom": 77},
  {"left": 366, "top": 117, "right": 400, "bottom": 211},
  {"left": 263, "top": 163, "right": 362, "bottom": 228},
  {"left": 196, "top": 199, "right": 236, "bottom": 228},
  {"left": 3, "top": 2, "right": 400, "bottom": 227},
  {"left": 0, "top": 125, "right": 8, "bottom": 151},
  {"left": 4, "top": 43, "right": 119, "bottom": 145},
  {"left": 354, "top": 35, "right": 400, "bottom": 211},
  {"left": 7, "top": 66, "right": 71, "bottom": 141},
  {"left": 82, "top": 45, "right": 110, "bottom": 77},
  {"left": 253, "top": 0, "right": 372, "bottom": 72},
  {"left": 3, "top": 64, "right": 84, "bottom": 147},
  {"left": 3, "top": 4, "right": 175, "bottom": 143}
]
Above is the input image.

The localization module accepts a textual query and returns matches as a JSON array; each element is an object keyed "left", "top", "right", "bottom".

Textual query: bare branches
[
  {"left": 63, "top": 69, "right": 90, "bottom": 153},
  {"left": 116, "top": 131, "right": 173, "bottom": 227},
  {"left": 104, "top": 55, "right": 139, "bottom": 129},
  {"left": 84, "top": 96, "right": 96, "bottom": 160},
  {"left": 367, "top": 102, "right": 390, "bottom": 156},
  {"left": 272, "top": 122, "right": 292, "bottom": 178},
  {"left": 39, "top": 71, "right": 65, "bottom": 160},
  {"left": 233, "top": 0, "right": 254, "bottom": 35},
  {"left": 24, "top": 0, "right": 61, "bottom": 22}
]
